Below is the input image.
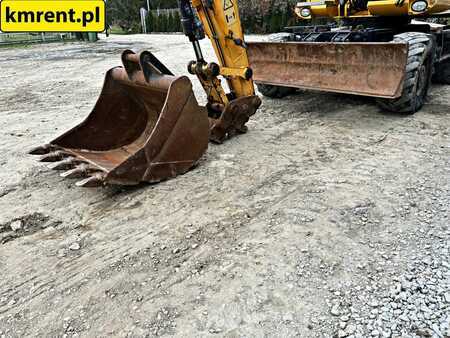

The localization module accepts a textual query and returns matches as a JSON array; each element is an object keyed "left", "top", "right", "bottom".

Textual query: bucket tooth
[
  {"left": 40, "top": 151, "right": 69, "bottom": 163},
  {"left": 48, "top": 158, "right": 81, "bottom": 171},
  {"left": 75, "top": 174, "right": 105, "bottom": 188},
  {"left": 60, "top": 164, "right": 94, "bottom": 179},
  {"left": 29, "top": 144, "right": 56, "bottom": 155},
  {"left": 60, "top": 168, "right": 83, "bottom": 179}
]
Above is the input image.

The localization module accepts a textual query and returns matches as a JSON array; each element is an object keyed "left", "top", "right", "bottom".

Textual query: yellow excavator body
[{"left": 294, "top": 0, "right": 450, "bottom": 19}]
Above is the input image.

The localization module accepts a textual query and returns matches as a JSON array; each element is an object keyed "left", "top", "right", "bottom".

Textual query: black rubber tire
[
  {"left": 433, "top": 60, "right": 450, "bottom": 85},
  {"left": 256, "top": 83, "right": 297, "bottom": 98},
  {"left": 377, "top": 32, "right": 435, "bottom": 114}
]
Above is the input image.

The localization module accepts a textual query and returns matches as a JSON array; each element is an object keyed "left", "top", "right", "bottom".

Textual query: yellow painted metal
[
  {"left": 427, "top": 0, "right": 450, "bottom": 13},
  {"left": 368, "top": 0, "right": 409, "bottom": 16},
  {"left": 191, "top": 0, "right": 255, "bottom": 101},
  {"left": 197, "top": 74, "right": 230, "bottom": 107},
  {"left": 220, "top": 66, "right": 251, "bottom": 79},
  {"left": 297, "top": 0, "right": 450, "bottom": 19}
]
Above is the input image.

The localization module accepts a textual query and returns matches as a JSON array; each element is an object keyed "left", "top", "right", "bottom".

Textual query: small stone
[
  {"left": 340, "top": 315, "right": 350, "bottom": 322},
  {"left": 10, "top": 220, "right": 22, "bottom": 232},
  {"left": 346, "top": 324, "right": 357, "bottom": 335},
  {"left": 381, "top": 329, "right": 392, "bottom": 338},
  {"left": 172, "top": 248, "right": 180, "bottom": 254},
  {"left": 399, "top": 314, "right": 409, "bottom": 322},
  {"left": 191, "top": 244, "right": 199, "bottom": 249},
  {"left": 415, "top": 328, "right": 432, "bottom": 337},
  {"left": 443, "top": 293, "right": 450, "bottom": 303},
  {"left": 283, "top": 313, "right": 294, "bottom": 322},
  {"left": 371, "top": 329, "right": 380, "bottom": 336},
  {"left": 69, "top": 243, "right": 81, "bottom": 251},
  {"left": 432, "top": 324, "right": 443, "bottom": 337},
  {"left": 331, "top": 305, "right": 341, "bottom": 316},
  {"left": 43, "top": 226, "right": 56, "bottom": 235},
  {"left": 338, "top": 329, "right": 348, "bottom": 338},
  {"left": 422, "top": 257, "right": 432, "bottom": 265}
]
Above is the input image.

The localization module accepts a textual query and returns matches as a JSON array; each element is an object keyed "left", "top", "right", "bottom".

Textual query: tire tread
[{"left": 376, "top": 32, "right": 434, "bottom": 114}]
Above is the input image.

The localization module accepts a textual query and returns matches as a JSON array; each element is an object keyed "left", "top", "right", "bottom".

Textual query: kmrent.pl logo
[{"left": 0, "top": 0, "right": 105, "bottom": 32}]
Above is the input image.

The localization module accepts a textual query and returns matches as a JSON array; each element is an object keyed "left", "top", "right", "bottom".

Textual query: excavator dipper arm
[{"left": 178, "top": 0, "right": 262, "bottom": 143}]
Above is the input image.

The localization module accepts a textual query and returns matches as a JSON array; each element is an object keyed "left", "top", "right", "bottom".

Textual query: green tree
[
  {"left": 281, "top": 5, "right": 290, "bottom": 29},
  {"left": 173, "top": 11, "right": 182, "bottom": 32},
  {"left": 160, "top": 13, "right": 168, "bottom": 32},
  {"left": 152, "top": 12, "right": 159, "bottom": 32},
  {"left": 106, "top": 0, "right": 145, "bottom": 33},
  {"left": 146, "top": 11, "right": 153, "bottom": 32},
  {"left": 268, "top": 10, "right": 280, "bottom": 33},
  {"left": 168, "top": 12, "right": 175, "bottom": 32}
]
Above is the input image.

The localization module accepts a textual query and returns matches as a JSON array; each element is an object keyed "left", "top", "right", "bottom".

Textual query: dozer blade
[
  {"left": 247, "top": 42, "right": 409, "bottom": 99},
  {"left": 30, "top": 50, "right": 210, "bottom": 187}
]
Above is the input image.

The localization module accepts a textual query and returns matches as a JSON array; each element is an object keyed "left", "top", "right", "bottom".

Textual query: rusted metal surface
[
  {"left": 209, "top": 95, "right": 262, "bottom": 144},
  {"left": 247, "top": 42, "right": 409, "bottom": 99},
  {"left": 30, "top": 50, "right": 210, "bottom": 187}
]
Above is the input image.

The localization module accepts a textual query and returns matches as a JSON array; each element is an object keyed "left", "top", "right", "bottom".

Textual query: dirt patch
[{"left": 0, "top": 213, "right": 55, "bottom": 244}]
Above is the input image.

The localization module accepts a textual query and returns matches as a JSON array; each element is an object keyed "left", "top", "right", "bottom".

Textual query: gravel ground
[{"left": 0, "top": 34, "right": 449, "bottom": 338}]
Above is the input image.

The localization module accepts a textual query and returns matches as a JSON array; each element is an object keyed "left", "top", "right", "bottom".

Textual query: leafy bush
[{"left": 108, "top": 0, "right": 300, "bottom": 34}]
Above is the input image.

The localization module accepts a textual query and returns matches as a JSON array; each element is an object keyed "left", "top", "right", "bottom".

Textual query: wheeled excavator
[{"left": 30, "top": 0, "right": 450, "bottom": 187}]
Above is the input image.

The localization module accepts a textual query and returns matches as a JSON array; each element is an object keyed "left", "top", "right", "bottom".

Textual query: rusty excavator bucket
[
  {"left": 30, "top": 50, "right": 210, "bottom": 187},
  {"left": 247, "top": 42, "right": 409, "bottom": 98}
]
